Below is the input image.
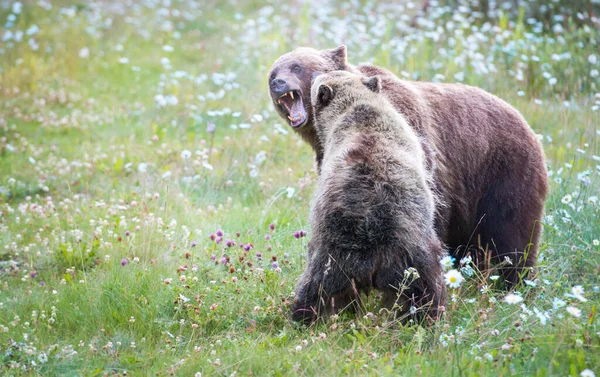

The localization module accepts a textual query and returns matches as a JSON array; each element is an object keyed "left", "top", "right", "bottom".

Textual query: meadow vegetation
[{"left": 0, "top": 0, "right": 599, "bottom": 375}]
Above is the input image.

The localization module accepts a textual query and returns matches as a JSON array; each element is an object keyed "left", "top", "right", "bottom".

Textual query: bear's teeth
[
  {"left": 288, "top": 115, "right": 294, "bottom": 121},
  {"left": 289, "top": 91, "right": 294, "bottom": 100},
  {"left": 277, "top": 98, "right": 281, "bottom": 104}
]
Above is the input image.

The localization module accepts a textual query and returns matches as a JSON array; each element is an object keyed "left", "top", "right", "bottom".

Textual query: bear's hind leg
[{"left": 476, "top": 162, "right": 547, "bottom": 288}]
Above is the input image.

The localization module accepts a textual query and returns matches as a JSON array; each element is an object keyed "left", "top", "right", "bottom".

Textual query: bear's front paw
[{"left": 291, "top": 303, "right": 317, "bottom": 325}]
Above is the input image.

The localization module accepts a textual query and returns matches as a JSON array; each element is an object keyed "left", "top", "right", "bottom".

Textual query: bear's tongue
[{"left": 281, "top": 94, "right": 306, "bottom": 128}]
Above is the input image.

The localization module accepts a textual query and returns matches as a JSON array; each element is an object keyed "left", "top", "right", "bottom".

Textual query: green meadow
[{"left": 0, "top": 0, "right": 598, "bottom": 375}]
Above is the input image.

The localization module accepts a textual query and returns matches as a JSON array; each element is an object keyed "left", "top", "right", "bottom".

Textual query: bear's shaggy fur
[
  {"left": 268, "top": 46, "right": 548, "bottom": 287},
  {"left": 291, "top": 71, "right": 446, "bottom": 324}
]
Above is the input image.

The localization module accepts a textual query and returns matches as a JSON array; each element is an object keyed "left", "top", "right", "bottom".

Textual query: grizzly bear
[
  {"left": 291, "top": 71, "right": 446, "bottom": 324},
  {"left": 269, "top": 45, "right": 548, "bottom": 287}
]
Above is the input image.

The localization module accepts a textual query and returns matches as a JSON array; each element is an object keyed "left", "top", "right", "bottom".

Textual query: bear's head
[
  {"left": 267, "top": 45, "right": 349, "bottom": 130},
  {"left": 310, "top": 70, "right": 382, "bottom": 143}
]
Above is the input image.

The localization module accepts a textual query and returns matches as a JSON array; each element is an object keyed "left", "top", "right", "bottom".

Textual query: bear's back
[{"left": 314, "top": 123, "right": 434, "bottom": 256}]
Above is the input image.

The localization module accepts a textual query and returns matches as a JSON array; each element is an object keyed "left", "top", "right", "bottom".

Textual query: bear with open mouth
[
  {"left": 268, "top": 45, "right": 548, "bottom": 288},
  {"left": 291, "top": 70, "right": 446, "bottom": 324}
]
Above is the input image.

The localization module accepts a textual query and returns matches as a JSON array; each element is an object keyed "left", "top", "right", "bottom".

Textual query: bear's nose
[{"left": 270, "top": 78, "right": 288, "bottom": 96}]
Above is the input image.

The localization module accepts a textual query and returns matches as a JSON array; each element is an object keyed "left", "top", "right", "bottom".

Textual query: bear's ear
[
  {"left": 324, "top": 45, "right": 347, "bottom": 69},
  {"left": 363, "top": 76, "right": 382, "bottom": 93},
  {"left": 317, "top": 84, "right": 333, "bottom": 106}
]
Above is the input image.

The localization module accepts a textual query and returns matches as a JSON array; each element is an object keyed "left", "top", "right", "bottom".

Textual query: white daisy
[
  {"left": 440, "top": 255, "right": 455, "bottom": 270},
  {"left": 524, "top": 279, "right": 538, "bottom": 287},
  {"left": 571, "top": 285, "right": 587, "bottom": 302},
  {"left": 439, "top": 333, "right": 451, "bottom": 347},
  {"left": 504, "top": 293, "right": 524, "bottom": 305},
  {"left": 460, "top": 255, "right": 472, "bottom": 266},
  {"left": 566, "top": 306, "right": 582, "bottom": 318},
  {"left": 553, "top": 298, "right": 566, "bottom": 309},
  {"left": 181, "top": 150, "right": 191, "bottom": 160},
  {"left": 444, "top": 269, "right": 464, "bottom": 288},
  {"left": 79, "top": 47, "right": 90, "bottom": 59},
  {"left": 581, "top": 369, "right": 596, "bottom": 377}
]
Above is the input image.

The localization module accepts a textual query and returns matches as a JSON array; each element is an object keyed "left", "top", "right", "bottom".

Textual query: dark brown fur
[
  {"left": 292, "top": 72, "right": 446, "bottom": 324},
  {"left": 269, "top": 46, "right": 549, "bottom": 288}
]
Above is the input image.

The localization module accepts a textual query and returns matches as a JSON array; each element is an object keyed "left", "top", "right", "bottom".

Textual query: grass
[{"left": 0, "top": 0, "right": 599, "bottom": 375}]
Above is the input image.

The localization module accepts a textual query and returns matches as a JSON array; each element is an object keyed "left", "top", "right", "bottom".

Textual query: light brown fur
[{"left": 292, "top": 71, "right": 446, "bottom": 323}]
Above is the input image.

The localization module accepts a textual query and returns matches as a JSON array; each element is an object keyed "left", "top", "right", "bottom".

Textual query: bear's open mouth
[{"left": 277, "top": 90, "right": 307, "bottom": 128}]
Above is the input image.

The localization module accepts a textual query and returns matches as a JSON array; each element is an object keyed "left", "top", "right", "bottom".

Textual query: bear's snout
[{"left": 270, "top": 78, "right": 289, "bottom": 96}]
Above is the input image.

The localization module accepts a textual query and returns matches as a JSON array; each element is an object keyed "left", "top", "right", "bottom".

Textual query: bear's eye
[{"left": 292, "top": 65, "right": 302, "bottom": 73}]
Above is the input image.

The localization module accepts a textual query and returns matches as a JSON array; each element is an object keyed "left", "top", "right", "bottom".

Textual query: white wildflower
[
  {"left": 79, "top": 47, "right": 90, "bottom": 58},
  {"left": 181, "top": 150, "right": 191, "bottom": 160},
  {"left": 444, "top": 269, "right": 464, "bottom": 288},
  {"left": 570, "top": 285, "right": 587, "bottom": 302},
  {"left": 581, "top": 369, "right": 596, "bottom": 377},
  {"left": 566, "top": 306, "right": 582, "bottom": 318},
  {"left": 504, "top": 293, "right": 523, "bottom": 305},
  {"left": 12, "top": 2, "right": 23, "bottom": 14},
  {"left": 561, "top": 194, "right": 572, "bottom": 204},
  {"left": 552, "top": 298, "right": 566, "bottom": 310},
  {"left": 440, "top": 255, "right": 454, "bottom": 270}
]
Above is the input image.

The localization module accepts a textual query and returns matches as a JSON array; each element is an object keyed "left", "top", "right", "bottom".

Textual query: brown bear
[
  {"left": 268, "top": 45, "right": 548, "bottom": 287},
  {"left": 291, "top": 71, "right": 446, "bottom": 324}
]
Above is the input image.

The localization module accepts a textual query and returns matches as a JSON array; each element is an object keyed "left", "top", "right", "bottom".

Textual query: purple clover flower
[
  {"left": 207, "top": 122, "right": 216, "bottom": 133},
  {"left": 294, "top": 230, "right": 307, "bottom": 239}
]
